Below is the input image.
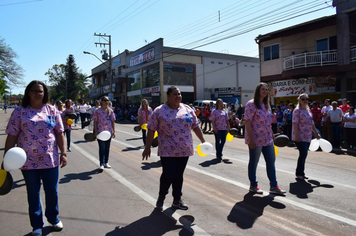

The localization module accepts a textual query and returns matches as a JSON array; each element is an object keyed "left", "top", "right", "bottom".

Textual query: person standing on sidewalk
[
  {"left": 137, "top": 99, "right": 152, "bottom": 146},
  {"left": 4, "top": 80, "right": 67, "bottom": 236},
  {"left": 327, "top": 101, "right": 344, "bottom": 149},
  {"left": 244, "top": 82, "right": 286, "bottom": 195},
  {"left": 93, "top": 96, "right": 116, "bottom": 171},
  {"left": 210, "top": 99, "right": 230, "bottom": 161},
  {"left": 142, "top": 86, "right": 205, "bottom": 210},
  {"left": 292, "top": 93, "right": 320, "bottom": 181}
]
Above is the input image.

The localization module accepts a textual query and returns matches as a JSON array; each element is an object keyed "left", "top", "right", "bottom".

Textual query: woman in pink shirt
[
  {"left": 292, "top": 93, "right": 321, "bottom": 180},
  {"left": 210, "top": 99, "right": 230, "bottom": 160},
  {"left": 245, "top": 83, "right": 285, "bottom": 195},
  {"left": 142, "top": 86, "right": 205, "bottom": 210},
  {"left": 93, "top": 96, "right": 116, "bottom": 171},
  {"left": 4, "top": 80, "right": 67, "bottom": 235},
  {"left": 137, "top": 99, "right": 152, "bottom": 146}
]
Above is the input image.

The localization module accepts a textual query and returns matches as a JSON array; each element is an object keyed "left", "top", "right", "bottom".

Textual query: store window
[
  {"left": 163, "top": 65, "right": 194, "bottom": 85},
  {"left": 142, "top": 65, "right": 160, "bottom": 88},
  {"left": 263, "top": 44, "right": 279, "bottom": 61},
  {"left": 127, "top": 71, "right": 141, "bottom": 91}
]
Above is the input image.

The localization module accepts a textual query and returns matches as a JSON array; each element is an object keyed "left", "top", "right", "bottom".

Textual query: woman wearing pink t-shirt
[
  {"left": 4, "top": 80, "right": 67, "bottom": 235},
  {"left": 293, "top": 94, "right": 321, "bottom": 180},
  {"left": 210, "top": 99, "right": 230, "bottom": 160},
  {"left": 93, "top": 96, "right": 116, "bottom": 171},
  {"left": 137, "top": 99, "right": 152, "bottom": 146},
  {"left": 142, "top": 86, "right": 205, "bottom": 210},
  {"left": 245, "top": 83, "right": 285, "bottom": 195}
]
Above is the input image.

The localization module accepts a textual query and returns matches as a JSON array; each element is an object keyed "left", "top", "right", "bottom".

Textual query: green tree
[
  {"left": 0, "top": 37, "right": 24, "bottom": 87},
  {"left": 45, "top": 55, "right": 89, "bottom": 101}
]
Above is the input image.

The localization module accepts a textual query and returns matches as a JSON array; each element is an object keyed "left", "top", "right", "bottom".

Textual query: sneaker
[
  {"left": 52, "top": 220, "right": 63, "bottom": 231},
  {"left": 249, "top": 185, "right": 263, "bottom": 194},
  {"left": 67, "top": 148, "right": 72, "bottom": 152},
  {"left": 100, "top": 165, "right": 104, "bottom": 170},
  {"left": 104, "top": 163, "right": 111, "bottom": 168},
  {"left": 172, "top": 199, "right": 188, "bottom": 210},
  {"left": 32, "top": 228, "right": 42, "bottom": 236},
  {"left": 156, "top": 195, "right": 165, "bottom": 210},
  {"left": 269, "top": 185, "right": 286, "bottom": 195}
]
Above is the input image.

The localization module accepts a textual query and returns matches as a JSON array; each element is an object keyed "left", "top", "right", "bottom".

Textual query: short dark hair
[
  {"left": 166, "top": 86, "right": 179, "bottom": 95},
  {"left": 22, "top": 80, "right": 49, "bottom": 108}
]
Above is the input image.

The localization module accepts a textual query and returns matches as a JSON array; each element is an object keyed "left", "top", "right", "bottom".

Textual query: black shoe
[
  {"left": 156, "top": 195, "right": 165, "bottom": 210},
  {"left": 172, "top": 199, "right": 188, "bottom": 210}
]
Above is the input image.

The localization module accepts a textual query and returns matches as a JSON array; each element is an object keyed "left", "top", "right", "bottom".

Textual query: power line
[{"left": 0, "top": 0, "right": 42, "bottom": 7}]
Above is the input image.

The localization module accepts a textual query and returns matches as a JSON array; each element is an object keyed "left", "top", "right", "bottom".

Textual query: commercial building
[
  {"left": 255, "top": 0, "right": 356, "bottom": 105},
  {"left": 87, "top": 38, "right": 259, "bottom": 106}
]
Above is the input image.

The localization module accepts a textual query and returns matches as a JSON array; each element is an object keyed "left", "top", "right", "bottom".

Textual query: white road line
[
  {"left": 119, "top": 129, "right": 356, "bottom": 190},
  {"left": 72, "top": 142, "right": 211, "bottom": 236},
  {"left": 107, "top": 138, "right": 356, "bottom": 228}
]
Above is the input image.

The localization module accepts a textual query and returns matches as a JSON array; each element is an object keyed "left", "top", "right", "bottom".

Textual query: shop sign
[
  {"left": 130, "top": 47, "right": 154, "bottom": 67},
  {"left": 151, "top": 93, "right": 160, "bottom": 96},
  {"left": 142, "top": 86, "right": 160, "bottom": 94},
  {"left": 268, "top": 76, "right": 335, "bottom": 97}
]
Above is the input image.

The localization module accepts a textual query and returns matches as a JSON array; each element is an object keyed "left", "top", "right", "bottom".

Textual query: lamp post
[{"left": 83, "top": 51, "right": 113, "bottom": 100}]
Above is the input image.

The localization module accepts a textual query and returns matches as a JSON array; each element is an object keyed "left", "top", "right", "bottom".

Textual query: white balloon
[
  {"left": 309, "top": 139, "right": 320, "bottom": 151},
  {"left": 200, "top": 142, "right": 213, "bottom": 155},
  {"left": 3, "top": 147, "right": 27, "bottom": 171},
  {"left": 97, "top": 131, "right": 111, "bottom": 141},
  {"left": 319, "top": 138, "right": 332, "bottom": 153}
]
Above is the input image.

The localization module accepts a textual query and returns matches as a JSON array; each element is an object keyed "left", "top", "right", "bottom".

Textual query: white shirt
[
  {"left": 321, "top": 105, "right": 332, "bottom": 122},
  {"left": 327, "top": 107, "right": 343, "bottom": 123},
  {"left": 344, "top": 113, "right": 356, "bottom": 128}
]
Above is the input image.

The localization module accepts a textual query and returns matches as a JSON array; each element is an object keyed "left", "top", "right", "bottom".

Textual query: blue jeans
[
  {"left": 159, "top": 156, "right": 189, "bottom": 201},
  {"left": 330, "top": 122, "right": 341, "bottom": 148},
  {"left": 142, "top": 129, "right": 147, "bottom": 145},
  {"left": 97, "top": 138, "right": 112, "bottom": 165},
  {"left": 21, "top": 167, "right": 60, "bottom": 230},
  {"left": 295, "top": 141, "right": 310, "bottom": 176},
  {"left": 63, "top": 129, "right": 71, "bottom": 149},
  {"left": 214, "top": 130, "right": 227, "bottom": 158},
  {"left": 248, "top": 144, "right": 278, "bottom": 188}
]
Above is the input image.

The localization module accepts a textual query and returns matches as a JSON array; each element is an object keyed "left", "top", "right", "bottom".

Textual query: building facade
[
  {"left": 255, "top": 0, "right": 356, "bottom": 105},
  {"left": 87, "top": 38, "right": 259, "bottom": 106}
]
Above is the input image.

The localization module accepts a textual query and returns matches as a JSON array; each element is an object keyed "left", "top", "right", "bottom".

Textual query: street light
[{"left": 83, "top": 51, "right": 113, "bottom": 100}]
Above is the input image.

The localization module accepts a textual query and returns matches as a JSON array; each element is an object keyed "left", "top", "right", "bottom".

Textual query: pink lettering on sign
[{"left": 130, "top": 48, "right": 155, "bottom": 67}]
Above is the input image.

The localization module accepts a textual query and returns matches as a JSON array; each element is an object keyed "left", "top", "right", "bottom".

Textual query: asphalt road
[{"left": 0, "top": 109, "right": 355, "bottom": 236}]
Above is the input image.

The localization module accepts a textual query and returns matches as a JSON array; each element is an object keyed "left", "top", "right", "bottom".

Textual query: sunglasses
[
  {"left": 103, "top": 99, "right": 109, "bottom": 102},
  {"left": 300, "top": 98, "right": 309, "bottom": 101}
]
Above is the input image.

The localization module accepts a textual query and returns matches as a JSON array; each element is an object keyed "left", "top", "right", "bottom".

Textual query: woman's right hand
[
  {"left": 142, "top": 148, "right": 151, "bottom": 160},
  {"left": 248, "top": 140, "right": 256, "bottom": 149}
]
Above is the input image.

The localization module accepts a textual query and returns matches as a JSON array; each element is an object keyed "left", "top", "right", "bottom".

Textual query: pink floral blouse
[
  {"left": 292, "top": 108, "right": 314, "bottom": 142},
  {"left": 92, "top": 108, "right": 115, "bottom": 135},
  {"left": 244, "top": 100, "right": 273, "bottom": 146},
  {"left": 148, "top": 103, "right": 199, "bottom": 157},
  {"left": 137, "top": 107, "right": 152, "bottom": 125},
  {"left": 210, "top": 109, "right": 229, "bottom": 130},
  {"left": 6, "top": 105, "right": 64, "bottom": 170}
]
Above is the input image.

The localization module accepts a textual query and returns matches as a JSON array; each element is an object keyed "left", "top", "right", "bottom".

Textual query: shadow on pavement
[
  {"left": 59, "top": 169, "right": 99, "bottom": 184},
  {"left": 199, "top": 158, "right": 222, "bottom": 167},
  {"left": 141, "top": 160, "right": 162, "bottom": 170},
  {"left": 125, "top": 137, "right": 142, "bottom": 141},
  {"left": 289, "top": 179, "right": 334, "bottom": 199},
  {"left": 106, "top": 208, "right": 194, "bottom": 236},
  {"left": 122, "top": 146, "right": 142, "bottom": 152},
  {"left": 227, "top": 192, "right": 286, "bottom": 229}
]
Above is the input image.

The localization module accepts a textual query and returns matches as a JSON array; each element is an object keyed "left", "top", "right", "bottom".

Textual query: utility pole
[{"left": 94, "top": 33, "right": 113, "bottom": 100}]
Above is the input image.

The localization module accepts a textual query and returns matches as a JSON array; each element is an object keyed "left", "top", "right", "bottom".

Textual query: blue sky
[{"left": 1, "top": 0, "right": 336, "bottom": 95}]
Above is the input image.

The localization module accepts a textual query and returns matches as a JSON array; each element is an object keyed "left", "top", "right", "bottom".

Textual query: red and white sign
[
  {"left": 142, "top": 86, "right": 160, "bottom": 94},
  {"left": 130, "top": 48, "right": 154, "bottom": 67},
  {"left": 268, "top": 76, "right": 335, "bottom": 97}
]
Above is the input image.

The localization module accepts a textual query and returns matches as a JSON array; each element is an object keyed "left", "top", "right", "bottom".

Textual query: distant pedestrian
[
  {"left": 4, "top": 104, "right": 7, "bottom": 113},
  {"left": 93, "top": 96, "right": 116, "bottom": 170},
  {"left": 327, "top": 101, "right": 344, "bottom": 149},
  {"left": 137, "top": 99, "right": 152, "bottom": 146},
  {"left": 344, "top": 107, "right": 356, "bottom": 150},
  {"left": 292, "top": 93, "right": 320, "bottom": 181},
  {"left": 210, "top": 99, "right": 230, "bottom": 161},
  {"left": 244, "top": 82, "right": 286, "bottom": 195}
]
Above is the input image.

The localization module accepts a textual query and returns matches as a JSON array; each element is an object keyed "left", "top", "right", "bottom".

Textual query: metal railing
[
  {"left": 283, "top": 50, "right": 338, "bottom": 71},
  {"left": 351, "top": 45, "right": 356, "bottom": 63}
]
